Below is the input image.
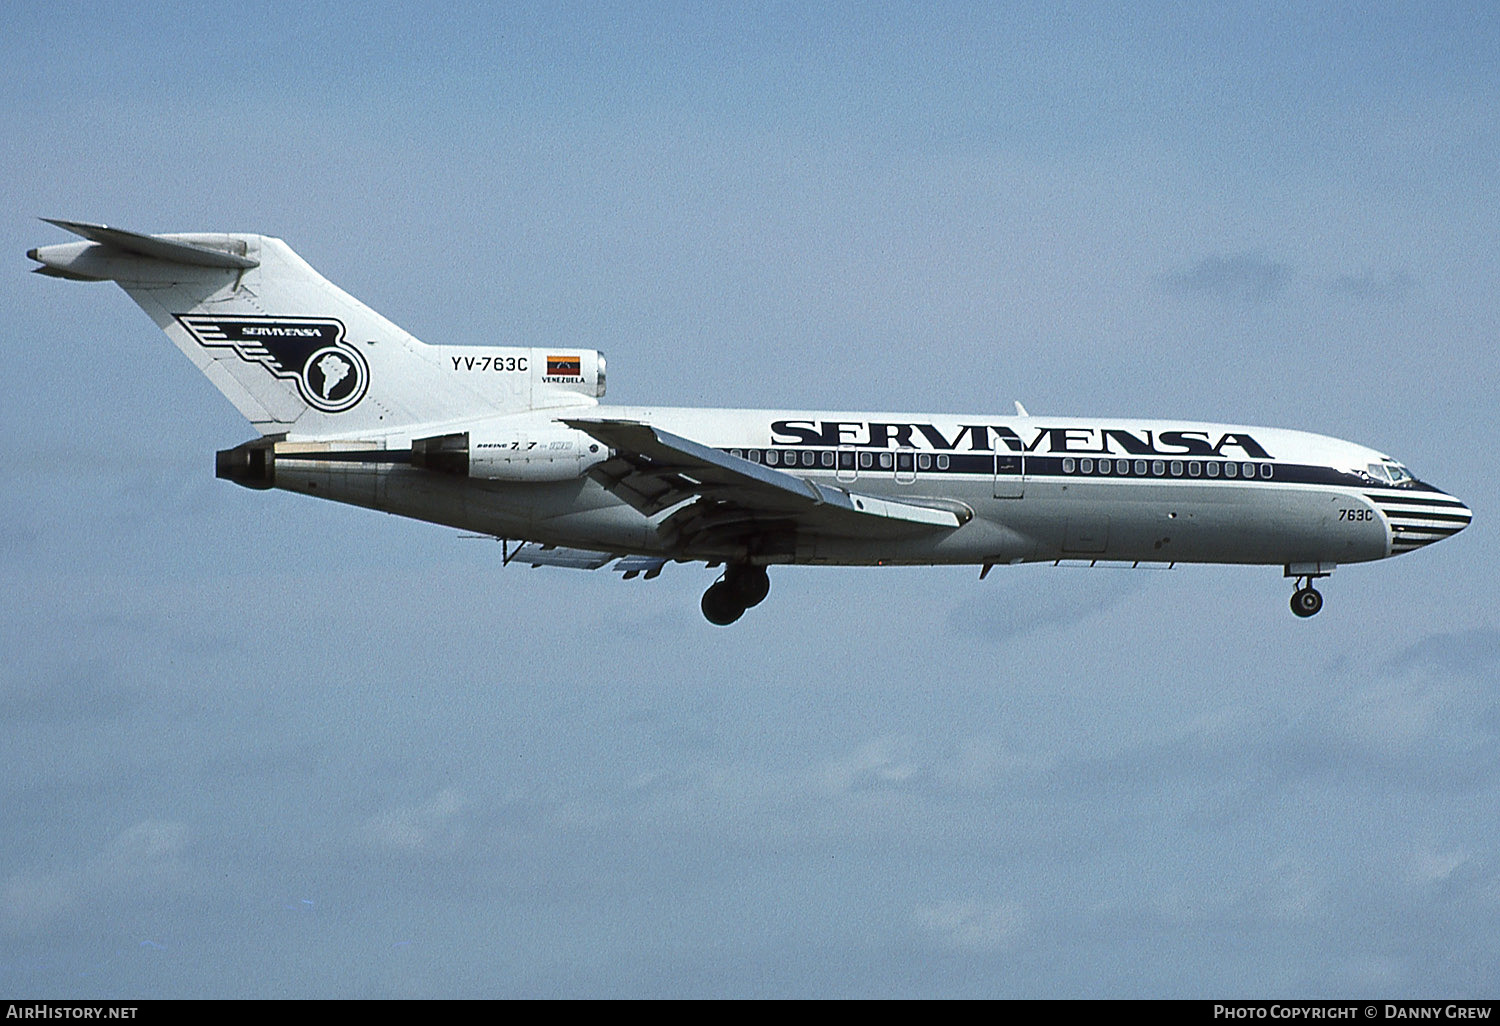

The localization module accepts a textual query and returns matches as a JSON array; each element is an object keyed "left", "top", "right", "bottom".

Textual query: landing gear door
[{"left": 994, "top": 454, "right": 1024, "bottom": 498}]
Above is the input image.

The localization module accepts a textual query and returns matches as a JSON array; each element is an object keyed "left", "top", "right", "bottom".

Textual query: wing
[{"left": 562, "top": 418, "right": 969, "bottom": 557}]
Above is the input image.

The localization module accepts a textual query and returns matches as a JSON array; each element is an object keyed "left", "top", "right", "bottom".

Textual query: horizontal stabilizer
[
  {"left": 40, "top": 218, "right": 258, "bottom": 269},
  {"left": 31, "top": 262, "right": 104, "bottom": 280}
]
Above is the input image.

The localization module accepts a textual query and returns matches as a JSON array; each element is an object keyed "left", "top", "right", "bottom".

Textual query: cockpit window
[{"left": 1367, "top": 461, "right": 1415, "bottom": 486}]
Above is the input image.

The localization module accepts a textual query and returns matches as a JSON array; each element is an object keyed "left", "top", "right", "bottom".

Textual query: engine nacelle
[
  {"left": 411, "top": 425, "right": 607, "bottom": 482},
  {"left": 216, "top": 437, "right": 277, "bottom": 489}
]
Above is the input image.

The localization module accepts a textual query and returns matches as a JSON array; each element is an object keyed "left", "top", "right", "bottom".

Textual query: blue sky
[{"left": 3, "top": 1, "right": 1499, "bottom": 997}]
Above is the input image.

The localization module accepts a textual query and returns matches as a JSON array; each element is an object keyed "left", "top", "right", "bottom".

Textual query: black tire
[
  {"left": 1291, "top": 587, "right": 1323, "bottom": 618},
  {"left": 701, "top": 582, "right": 745, "bottom": 625},
  {"left": 727, "top": 565, "right": 771, "bottom": 608}
]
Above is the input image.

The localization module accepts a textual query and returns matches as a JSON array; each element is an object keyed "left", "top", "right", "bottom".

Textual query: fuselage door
[
  {"left": 837, "top": 446, "right": 858, "bottom": 483},
  {"left": 895, "top": 447, "right": 917, "bottom": 485},
  {"left": 994, "top": 453, "right": 1024, "bottom": 499}
]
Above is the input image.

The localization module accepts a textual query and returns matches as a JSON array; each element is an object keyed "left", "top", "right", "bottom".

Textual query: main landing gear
[{"left": 701, "top": 565, "right": 771, "bottom": 626}]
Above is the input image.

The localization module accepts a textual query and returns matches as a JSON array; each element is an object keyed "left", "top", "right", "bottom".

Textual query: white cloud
[
  {"left": 817, "top": 738, "right": 922, "bottom": 795},
  {"left": 1407, "top": 847, "right": 1473, "bottom": 887},
  {"left": 2, "top": 820, "right": 189, "bottom": 935},
  {"left": 365, "top": 789, "right": 469, "bottom": 855},
  {"left": 913, "top": 900, "right": 1027, "bottom": 953}
]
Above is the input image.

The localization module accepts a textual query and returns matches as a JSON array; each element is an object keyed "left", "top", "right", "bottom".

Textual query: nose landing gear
[
  {"left": 1285, "top": 565, "right": 1332, "bottom": 618},
  {"left": 1290, "top": 584, "right": 1324, "bottom": 617},
  {"left": 701, "top": 565, "right": 771, "bottom": 625}
]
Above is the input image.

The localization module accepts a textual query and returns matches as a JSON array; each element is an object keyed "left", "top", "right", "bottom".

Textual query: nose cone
[{"left": 1373, "top": 488, "right": 1471, "bottom": 555}]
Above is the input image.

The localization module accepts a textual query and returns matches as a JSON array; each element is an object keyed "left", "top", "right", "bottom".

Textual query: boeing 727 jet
[{"left": 28, "top": 220, "right": 1471, "bottom": 624}]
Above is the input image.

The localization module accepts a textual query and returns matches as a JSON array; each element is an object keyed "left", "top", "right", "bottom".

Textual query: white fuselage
[{"left": 267, "top": 406, "right": 1465, "bottom": 570}]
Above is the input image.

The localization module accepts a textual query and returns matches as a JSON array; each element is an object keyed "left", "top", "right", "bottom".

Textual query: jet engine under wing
[{"left": 562, "top": 419, "right": 968, "bottom": 553}]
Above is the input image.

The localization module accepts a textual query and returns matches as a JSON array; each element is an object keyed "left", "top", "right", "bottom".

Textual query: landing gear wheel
[
  {"left": 701, "top": 581, "right": 745, "bottom": 626},
  {"left": 727, "top": 565, "right": 770, "bottom": 608},
  {"left": 1291, "top": 587, "right": 1323, "bottom": 618}
]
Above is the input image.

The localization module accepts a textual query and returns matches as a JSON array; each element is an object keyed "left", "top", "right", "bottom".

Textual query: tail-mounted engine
[
  {"left": 216, "top": 436, "right": 278, "bottom": 489},
  {"left": 216, "top": 421, "right": 609, "bottom": 489}
]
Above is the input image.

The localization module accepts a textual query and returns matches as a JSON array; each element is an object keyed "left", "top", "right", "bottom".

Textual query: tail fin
[{"left": 28, "top": 220, "right": 604, "bottom": 439}]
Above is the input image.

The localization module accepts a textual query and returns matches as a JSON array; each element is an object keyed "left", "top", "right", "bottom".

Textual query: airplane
[{"left": 28, "top": 219, "right": 1471, "bottom": 624}]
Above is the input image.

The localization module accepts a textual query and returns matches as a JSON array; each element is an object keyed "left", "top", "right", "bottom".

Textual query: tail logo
[{"left": 176, "top": 315, "right": 369, "bottom": 413}]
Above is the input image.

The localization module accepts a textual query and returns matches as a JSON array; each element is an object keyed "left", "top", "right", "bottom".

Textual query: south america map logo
[{"left": 176, "top": 315, "right": 369, "bottom": 413}]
